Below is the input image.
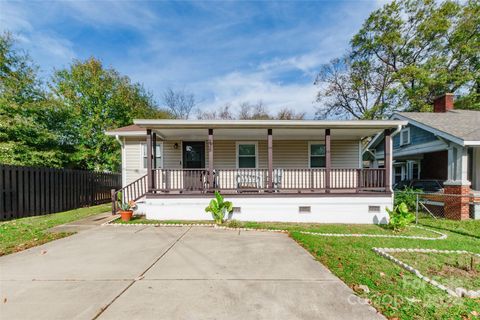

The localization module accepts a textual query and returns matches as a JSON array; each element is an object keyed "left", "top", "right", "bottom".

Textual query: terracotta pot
[{"left": 119, "top": 210, "right": 133, "bottom": 222}]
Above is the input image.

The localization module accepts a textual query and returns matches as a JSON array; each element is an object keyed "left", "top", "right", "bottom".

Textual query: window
[
  {"left": 142, "top": 144, "right": 162, "bottom": 169},
  {"left": 393, "top": 165, "right": 403, "bottom": 184},
  {"left": 407, "top": 160, "right": 420, "bottom": 180},
  {"left": 309, "top": 143, "right": 326, "bottom": 168},
  {"left": 399, "top": 128, "right": 410, "bottom": 146},
  {"left": 237, "top": 142, "right": 257, "bottom": 168}
]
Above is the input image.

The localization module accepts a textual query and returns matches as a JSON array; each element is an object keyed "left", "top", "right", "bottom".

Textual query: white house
[{"left": 106, "top": 119, "right": 406, "bottom": 224}]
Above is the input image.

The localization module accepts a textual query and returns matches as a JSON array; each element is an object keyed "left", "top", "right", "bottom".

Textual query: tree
[
  {"left": 237, "top": 101, "right": 272, "bottom": 120},
  {"left": 196, "top": 104, "right": 234, "bottom": 120},
  {"left": 315, "top": 56, "right": 396, "bottom": 119},
  {"left": 275, "top": 108, "right": 306, "bottom": 120},
  {"left": 162, "top": 88, "right": 195, "bottom": 119},
  {"left": 0, "top": 32, "right": 71, "bottom": 167},
  {"left": 316, "top": 0, "right": 480, "bottom": 119},
  {"left": 50, "top": 57, "right": 171, "bottom": 171},
  {"left": 197, "top": 101, "right": 307, "bottom": 120}
]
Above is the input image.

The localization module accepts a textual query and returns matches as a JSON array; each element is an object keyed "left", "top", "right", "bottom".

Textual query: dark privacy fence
[{"left": 0, "top": 165, "right": 121, "bottom": 221}]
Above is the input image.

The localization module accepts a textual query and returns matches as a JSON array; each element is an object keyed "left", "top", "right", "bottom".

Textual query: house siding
[{"left": 123, "top": 138, "right": 361, "bottom": 186}]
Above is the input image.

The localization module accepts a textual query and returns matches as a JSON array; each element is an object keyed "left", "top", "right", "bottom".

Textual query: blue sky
[{"left": 0, "top": 0, "right": 385, "bottom": 117}]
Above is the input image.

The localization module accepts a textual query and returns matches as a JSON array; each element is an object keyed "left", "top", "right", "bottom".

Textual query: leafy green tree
[
  {"left": 50, "top": 57, "right": 171, "bottom": 171},
  {"left": 0, "top": 32, "right": 71, "bottom": 167},
  {"left": 316, "top": 0, "right": 480, "bottom": 119}
]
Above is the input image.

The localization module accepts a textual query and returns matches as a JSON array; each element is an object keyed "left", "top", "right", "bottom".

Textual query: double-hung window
[
  {"left": 399, "top": 128, "right": 411, "bottom": 146},
  {"left": 237, "top": 142, "right": 257, "bottom": 168},
  {"left": 309, "top": 143, "right": 326, "bottom": 168},
  {"left": 142, "top": 144, "right": 162, "bottom": 169}
]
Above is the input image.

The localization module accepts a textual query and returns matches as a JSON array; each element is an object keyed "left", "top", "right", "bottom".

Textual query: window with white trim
[
  {"left": 309, "top": 143, "right": 326, "bottom": 168},
  {"left": 399, "top": 128, "right": 411, "bottom": 146},
  {"left": 142, "top": 144, "right": 162, "bottom": 169},
  {"left": 237, "top": 143, "right": 257, "bottom": 168}
]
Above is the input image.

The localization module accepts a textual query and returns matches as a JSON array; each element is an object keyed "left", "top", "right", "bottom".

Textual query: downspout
[{"left": 115, "top": 135, "right": 126, "bottom": 188}]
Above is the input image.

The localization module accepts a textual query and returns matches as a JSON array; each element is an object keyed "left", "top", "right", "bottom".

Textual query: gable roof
[{"left": 393, "top": 110, "right": 480, "bottom": 146}]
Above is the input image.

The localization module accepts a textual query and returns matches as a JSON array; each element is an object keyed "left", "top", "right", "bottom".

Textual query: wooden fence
[{"left": 0, "top": 165, "right": 121, "bottom": 221}]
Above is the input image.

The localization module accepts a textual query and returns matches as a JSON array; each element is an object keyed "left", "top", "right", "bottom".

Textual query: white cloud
[
  {"left": 62, "top": 1, "right": 159, "bottom": 30},
  {"left": 0, "top": 1, "right": 76, "bottom": 73},
  {"left": 195, "top": 71, "right": 318, "bottom": 118}
]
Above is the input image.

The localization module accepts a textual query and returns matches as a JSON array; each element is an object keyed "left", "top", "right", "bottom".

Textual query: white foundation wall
[{"left": 137, "top": 196, "right": 392, "bottom": 224}]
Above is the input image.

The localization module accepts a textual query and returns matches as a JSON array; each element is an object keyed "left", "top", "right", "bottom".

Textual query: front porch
[
  {"left": 149, "top": 167, "right": 387, "bottom": 195},
  {"left": 110, "top": 119, "right": 406, "bottom": 223}
]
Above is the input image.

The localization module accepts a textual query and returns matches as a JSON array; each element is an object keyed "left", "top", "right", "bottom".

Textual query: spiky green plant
[{"left": 205, "top": 191, "right": 233, "bottom": 224}]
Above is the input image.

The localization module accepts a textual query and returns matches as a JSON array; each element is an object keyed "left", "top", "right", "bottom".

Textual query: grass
[
  {"left": 0, "top": 204, "right": 110, "bottom": 256},
  {"left": 112, "top": 215, "right": 214, "bottom": 225},
  {"left": 236, "top": 221, "right": 441, "bottom": 237},
  {"left": 419, "top": 217, "right": 480, "bottom": 239},
  {"left": 112, "top": 217, "right": 441, "bottom": 237},
  {"left": 391, "top": 252, "right": 480, "bottom": 291},
  {"left": 286, "top": 218, "right": 480, "bottom": 320}
]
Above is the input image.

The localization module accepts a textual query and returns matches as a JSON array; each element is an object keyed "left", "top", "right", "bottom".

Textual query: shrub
[
  {"left": 386, "top": 202, "right": 416, "bottom": 231},
  {"left": 394, "top": 187, "right": 420, "bottom": 212},
  {"left": 205, "top": 191, "right": 233, "bottom": 224}
]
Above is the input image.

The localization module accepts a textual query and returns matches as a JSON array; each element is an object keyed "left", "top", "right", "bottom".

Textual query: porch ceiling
[{"left": 134, "top": 119, "right": 406, "bottom": 141}]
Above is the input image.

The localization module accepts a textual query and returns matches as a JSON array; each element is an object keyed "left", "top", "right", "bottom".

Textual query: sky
[{"left": 0, "top": 0, "right": 386, "bottom": 118}]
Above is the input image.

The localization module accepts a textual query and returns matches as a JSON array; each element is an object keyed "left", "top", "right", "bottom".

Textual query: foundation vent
[
  {"left": 233, "top": 207, "right": 241, "bottom": 213},
  {"left": 299, "top": 206, "right": 311, "bottom": 213},
  {"left": 368, "top": 205, "right": 381, "bottom": 213}
]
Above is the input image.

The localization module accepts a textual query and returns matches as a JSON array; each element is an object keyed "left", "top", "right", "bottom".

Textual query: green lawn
[
  {"left": 419, "top": 217, "right": 480, "bottom": 239},
  {"left": 288, "top": 218, "right": 480, "bottom": 320},
  {"left": 237, "top": 221, "right": 441, "bottom": 237},
  {"left": 391, "top": 252, "right": 480, "bottom": 291},
  {"left": 112, "top": 216, "right": 214, "bottom": 225},
  {"left": 0, "top": 204, "right": 110, "bottom": 256}
]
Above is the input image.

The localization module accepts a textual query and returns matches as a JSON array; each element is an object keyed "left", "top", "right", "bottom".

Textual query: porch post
[
  {"left": 152, "top": 132, "right": 157, "bottom": 189},
  {"left": 267, "top": 129, "right": 273, "bottom": 191},
  {"left": 384, "top": 129, "right": 392, "bottom": 192},
  {"left": 208, "top": 128, "right": 214, "bottom": 190},
  {"left": 146, "top": 129, "right": 153, "bottom": 192},
  {"left": 325, "top": 129, "right": 331, "bottom": 193}
]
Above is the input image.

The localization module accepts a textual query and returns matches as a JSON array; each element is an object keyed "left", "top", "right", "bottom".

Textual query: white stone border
[
  {"left": 298, "top": 225, "right": 447, "bottom": 240},
  {"left": 103, "top": 217, "right": 447, "bottom": 240},
  {"left": 373, "top": 247, "right": 480, "bottom": 298},
  {"left": 102, "top": 216, "right": 215, "bottom": 227}
]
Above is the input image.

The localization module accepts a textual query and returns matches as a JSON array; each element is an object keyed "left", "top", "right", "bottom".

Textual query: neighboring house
[
  {"left": 106, "top": 119, "right": 406, "bottom": 224},
  {"left": 365, "top": 94, "right": 480, "bottom": 220}
]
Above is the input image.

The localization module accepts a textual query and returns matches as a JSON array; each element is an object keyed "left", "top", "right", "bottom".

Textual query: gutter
[{"left": 115, "top": 135, "right": 126, "bottom": 188}]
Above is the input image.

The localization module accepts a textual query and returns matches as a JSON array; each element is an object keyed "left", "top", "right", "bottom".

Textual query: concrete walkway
[
  {"left": 0, "top": 225, "right": 384, "bottom": 320},
  {"left": 47, "top": 212, "right": 116, "bottom": 233}
]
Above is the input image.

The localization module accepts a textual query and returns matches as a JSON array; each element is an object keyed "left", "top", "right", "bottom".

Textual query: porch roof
[{"left": 126, "top": 119, "right": 406, "bottom": 140}]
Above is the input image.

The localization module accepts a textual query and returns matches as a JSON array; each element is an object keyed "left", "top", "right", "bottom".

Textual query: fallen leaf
[
  {"left": 471, "top": 310, "right": 479, "bottom": 317},
  {"left": 40, "top": 250, "right": 47, "bottom": 255},
  {"left": 380, "top": 272, "right": 386, "bottom": 277}
]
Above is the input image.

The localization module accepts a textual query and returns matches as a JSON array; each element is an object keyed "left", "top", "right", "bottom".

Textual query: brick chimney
[{"left": 433, "top": 93, "right": 454, "bottom": 113}]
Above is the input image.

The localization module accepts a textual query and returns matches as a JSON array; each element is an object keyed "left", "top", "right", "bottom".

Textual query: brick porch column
[{"left": 444, "top": 146, "right": 470, "bottom": 220}]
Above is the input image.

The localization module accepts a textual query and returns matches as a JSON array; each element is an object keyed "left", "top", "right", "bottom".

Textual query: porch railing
[
  {"left": 111, "top": 174, "right": 148, "bottom": 214},
  {"left": 151, "top": 168, "right": 387, "bottom": 193}
]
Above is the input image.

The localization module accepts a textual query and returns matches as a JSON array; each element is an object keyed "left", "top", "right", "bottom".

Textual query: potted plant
[
  {"left": 205, "top": 191, "right": 233, "bottom": 225},
  {"left": 117, "top": 193, "right": 136, "bottom": 222}
]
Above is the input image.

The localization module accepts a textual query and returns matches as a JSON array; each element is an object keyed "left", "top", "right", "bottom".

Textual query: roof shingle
[{"left": 396, "top": 110, "right": 480, "bottom": 142}]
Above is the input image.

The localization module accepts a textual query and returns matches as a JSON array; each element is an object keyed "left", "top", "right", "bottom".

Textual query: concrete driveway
[{"left": 0, "top": 225, "right": 384, "bottom": 320}]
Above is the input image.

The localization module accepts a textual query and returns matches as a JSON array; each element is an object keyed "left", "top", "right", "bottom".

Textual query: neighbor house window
[
  {"left": 309, "top": 143, "right": 326, "bottom": 168},
  {"left": 237, "top": 142, "right": 257, "bottom": 168},
  {"left": 142, "top": 144, "right": 162, "bottom": 169},
  {"left": 399, "top": 128, "right": 411, "bottom": 146}
]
